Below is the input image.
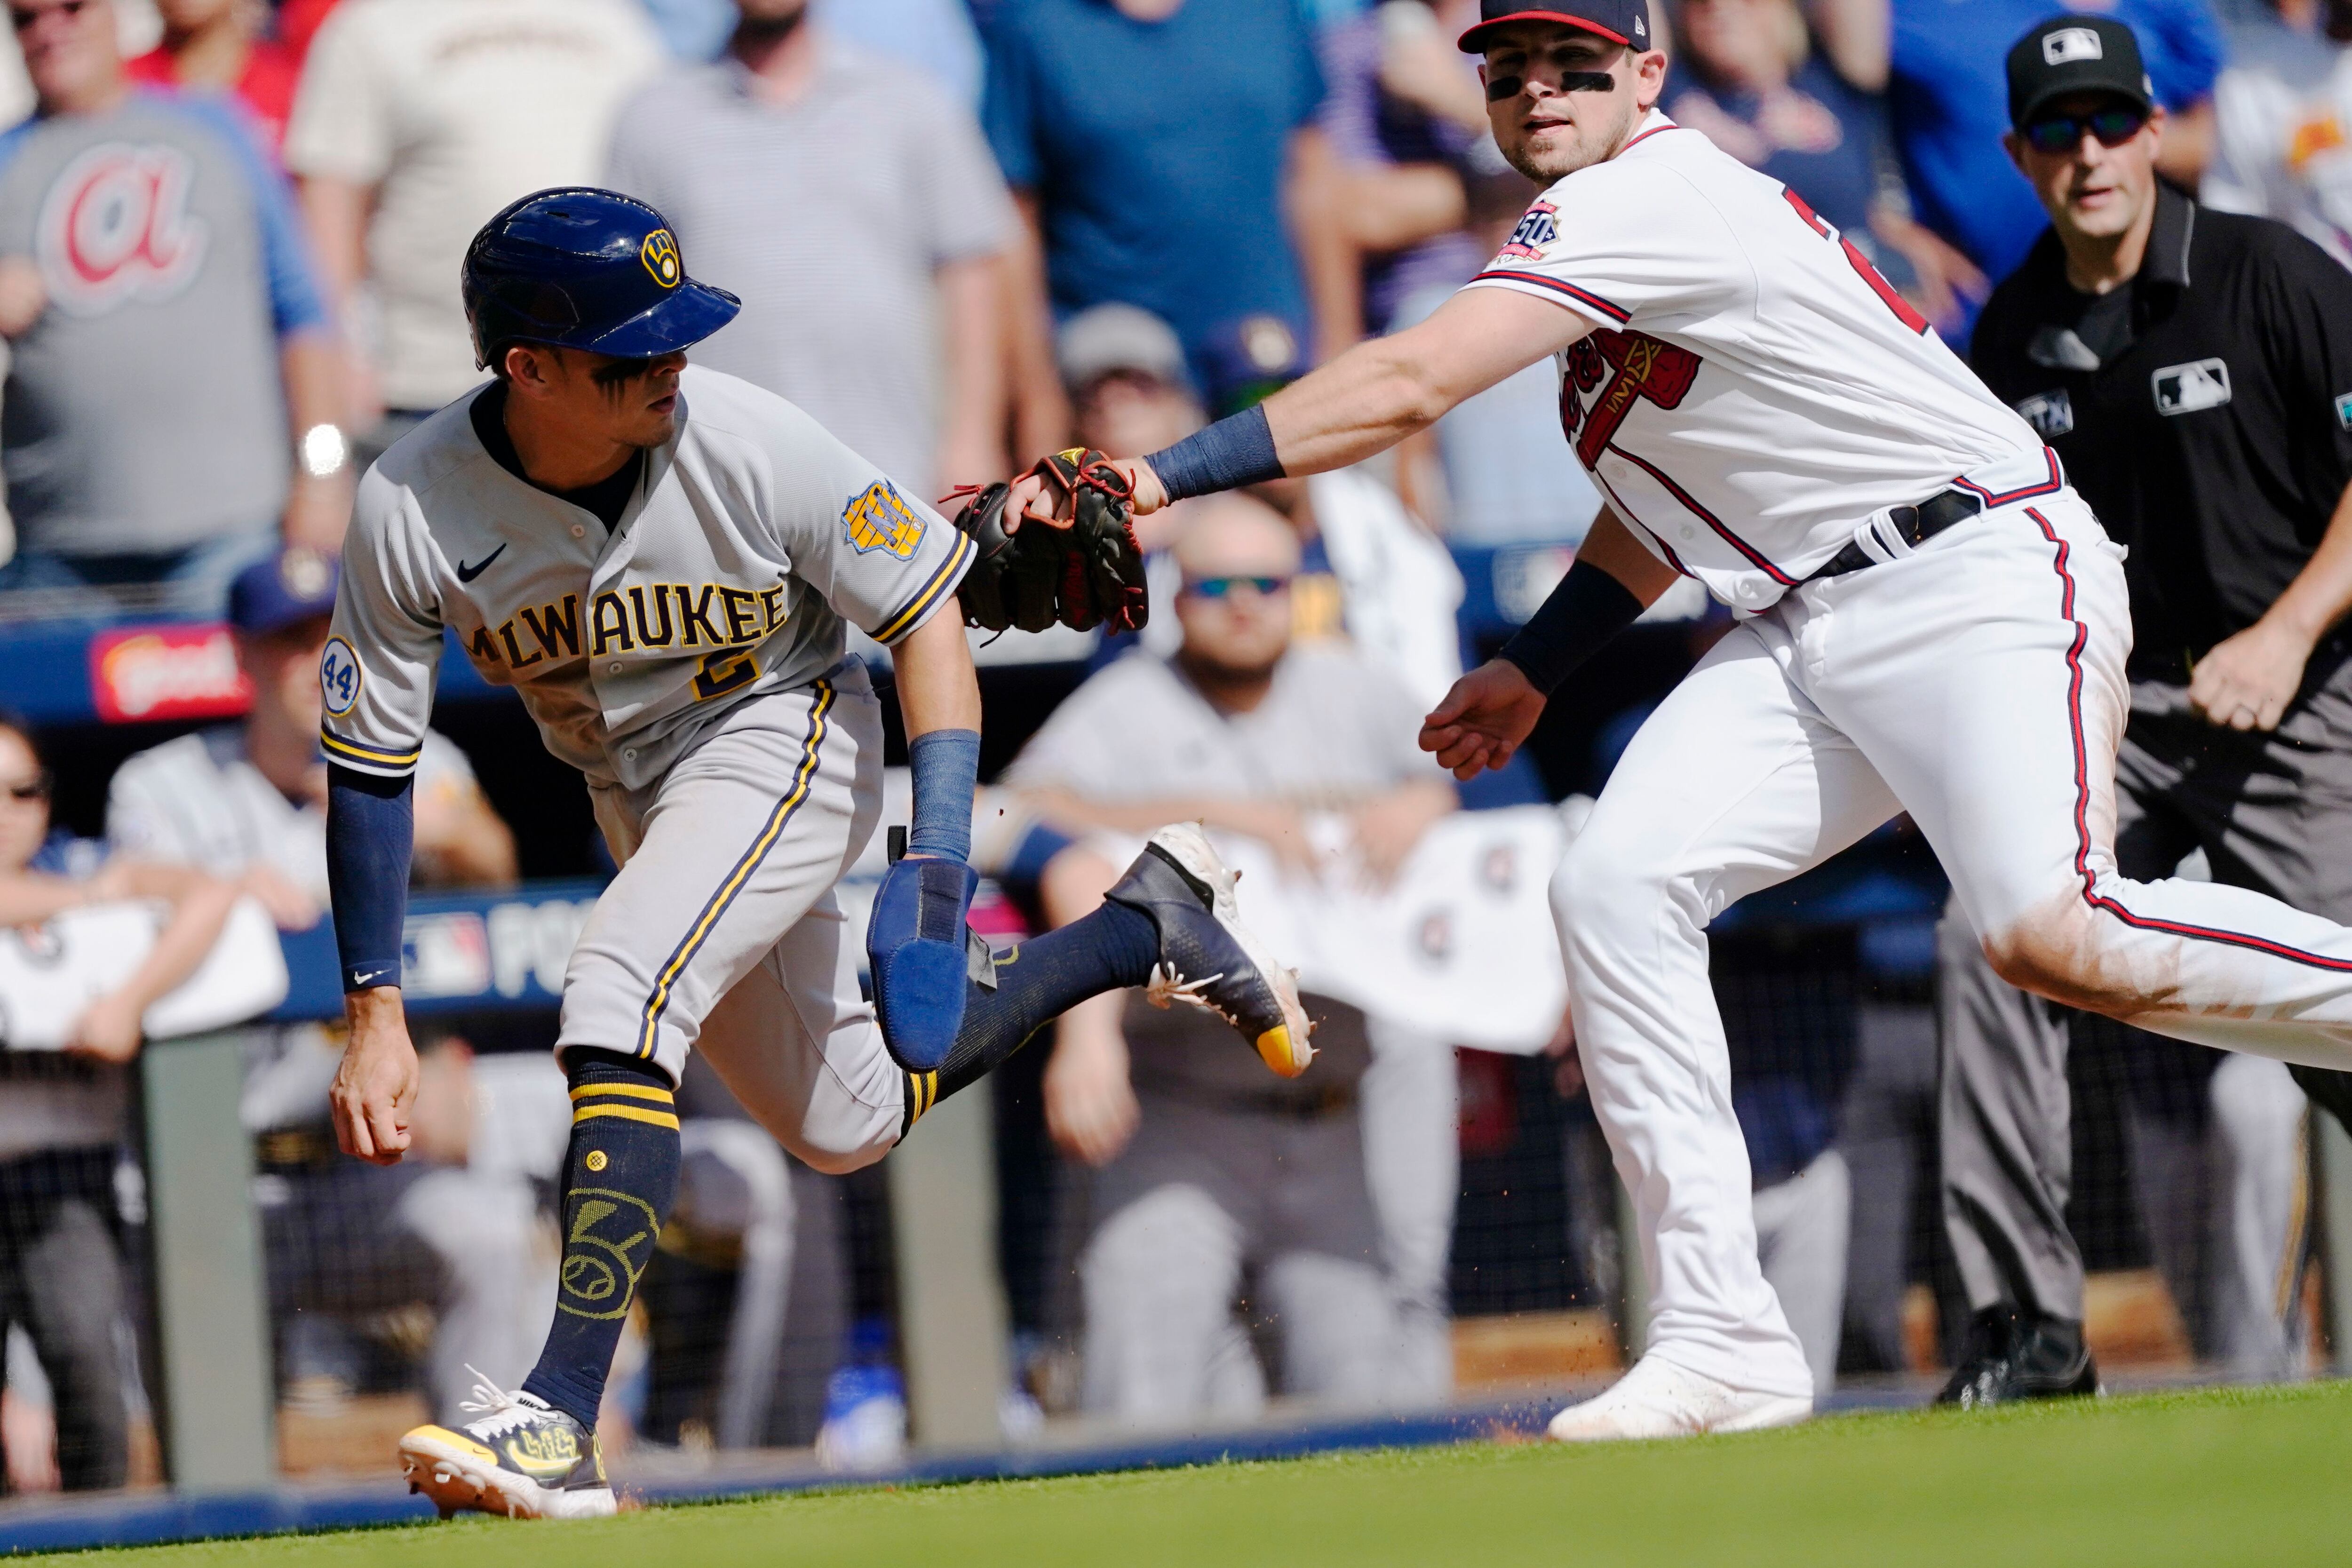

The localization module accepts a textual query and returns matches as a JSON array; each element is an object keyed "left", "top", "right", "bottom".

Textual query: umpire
[{"left": 1938, "top": 14, "right": 2352, "bottom": 1405}]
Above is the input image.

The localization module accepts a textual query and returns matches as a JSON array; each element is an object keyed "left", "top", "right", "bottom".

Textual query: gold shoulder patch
[{"left": 842, "top": 481, "right": 927, "bottom": 560}]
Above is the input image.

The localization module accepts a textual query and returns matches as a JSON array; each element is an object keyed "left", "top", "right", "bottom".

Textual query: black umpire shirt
[{"left": 1971, "top": 182, "right": 2352, "bottom": 685}]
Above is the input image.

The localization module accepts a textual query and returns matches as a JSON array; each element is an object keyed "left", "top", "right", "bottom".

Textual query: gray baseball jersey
[{"left": 321, "top": 364, "right": 973, "bottom": 789}]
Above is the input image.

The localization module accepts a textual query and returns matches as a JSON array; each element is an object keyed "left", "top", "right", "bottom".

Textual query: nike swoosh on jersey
[
  {"left": 455, "top": 544, "right": 508, "bottom": 583},
  {"left": 350, "top": 965, "right": 397, "bottom": 988}
]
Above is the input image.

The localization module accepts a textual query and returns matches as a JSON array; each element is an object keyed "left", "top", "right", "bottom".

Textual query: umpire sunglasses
[{"left": 2020, "top": 104, "right": 2150, "bottom": 156}]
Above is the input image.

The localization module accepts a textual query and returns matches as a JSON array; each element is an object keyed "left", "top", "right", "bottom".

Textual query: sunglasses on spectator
[
  {"left": 9, "top": 0, "right": 94, "bottom": 30},
  {"left": 2021, "top": 105, "right": 2150, "bottom": 156},
  {"left": 1182, "top": 575, "right": 1291, "bottom": 601},
  {"left": 0, "top": 772, "right": 52, "bottom": 803}
]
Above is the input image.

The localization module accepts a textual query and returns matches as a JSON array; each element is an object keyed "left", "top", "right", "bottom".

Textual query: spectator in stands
[
  {"left": 127, "top": 0, "right": 303, "bottom": 152},
  {"left": 0, "top": 716, "right": 239, "bottom": 1491},
  {"left": 1009, "top": 496, "right": 1456, "bottom": 1423},
  {"left": 1812, "top": 0, "right": 2225, "bottom": 340},
  {"left": 285, "top": 0, "right": 661, "bottom": 471},
  {"left": 984, "top": 0, "right": 1351, "bottom": 455},
  {"left": 815, "top": 0, "right": 985, "bottom": 107},
  {"left": 605, "top": 0, "right": 1014, "bottom": 500},
  {"left": 2203, "top": 0, "right": 2352, "bottom": 266},
  {"left": 0, "top": 0, "right": 346, "bottom": 609},
  {"left": 106, "top": 548, "right": 536, "bottom": 1421},
  {"left": 1666, "top": 0, "right": 1972, "bottom": 333}
]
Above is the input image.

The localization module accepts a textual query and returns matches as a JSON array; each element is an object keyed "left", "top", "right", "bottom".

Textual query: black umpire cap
[
  {"left": 1457, "top": 0, "right": 1653, "bottom": 54},
  {"left": 2006, "top": 15, "right": 2155, "bottom": 130}
]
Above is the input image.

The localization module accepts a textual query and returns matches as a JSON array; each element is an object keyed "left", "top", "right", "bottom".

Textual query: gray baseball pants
[
  {"left": 1940, "top": 666, "right": 2352, "bottom": 1338},
  {"left": 561, "top": 662, "right": 907, "bottom": 1174}
]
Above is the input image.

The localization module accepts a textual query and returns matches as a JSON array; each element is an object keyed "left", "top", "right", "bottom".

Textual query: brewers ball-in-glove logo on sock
[
  {"left": 640, "top": 228, "right": 682, "bottom": 289},
  {"left": 555, "top": 1187, "right": 660, "bottom": 1320},
  {"left": 842, "top": 480, "right": 927, "bottom": 559}
]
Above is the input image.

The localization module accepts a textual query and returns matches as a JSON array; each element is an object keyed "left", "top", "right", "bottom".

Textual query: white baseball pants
[{"left": 1555, "top": 471, "right": 2352, "bottom": 1397}]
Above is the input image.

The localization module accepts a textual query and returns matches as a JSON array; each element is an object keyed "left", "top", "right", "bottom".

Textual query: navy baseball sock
[
  {"left": 910, "top": 899, "right": 1157, "bottom": 1116},
  {"left": 520, "top": 1050, "right": 680, "bottom": 1430}
]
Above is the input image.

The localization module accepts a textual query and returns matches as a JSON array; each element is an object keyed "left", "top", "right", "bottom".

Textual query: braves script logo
[
  {"left": 36, "top": 143, "right": 210, "bottom": 317},
  {"left": 1558, "top": 330, "right": 1702, "bottom": 468},
  {"left": 1496, "top": 201, "right": 1558, "bottom": 262}
]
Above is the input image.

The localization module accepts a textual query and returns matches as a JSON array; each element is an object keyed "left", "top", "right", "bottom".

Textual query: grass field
[{"left": 39, "top": 1382, "right": 2352, "bottom": 1568}]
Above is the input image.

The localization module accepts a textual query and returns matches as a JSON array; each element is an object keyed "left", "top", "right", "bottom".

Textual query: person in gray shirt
[
  {"left": 0, "top": 0, "right": 348, "bottom": 609},
  {"left": 605, "top": 0, "right": 1015, "bottom": 499}
]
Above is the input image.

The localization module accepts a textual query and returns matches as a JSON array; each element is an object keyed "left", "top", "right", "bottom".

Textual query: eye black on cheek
[{"left": 1486, "top": 74, "right": 1524, "bottom": 102}]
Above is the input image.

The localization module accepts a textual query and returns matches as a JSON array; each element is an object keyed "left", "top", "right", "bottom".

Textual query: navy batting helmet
[{"left": 462, "top": 187, "right": 740, "bottom": 370}]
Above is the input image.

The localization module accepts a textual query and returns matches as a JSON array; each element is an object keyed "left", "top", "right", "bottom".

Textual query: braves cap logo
[
  {"left": 640, "top": 229, "right": 682, "bottom": 289},
  {"left": 2043, "top": 27, "right": 2103, "bottom": 65}
]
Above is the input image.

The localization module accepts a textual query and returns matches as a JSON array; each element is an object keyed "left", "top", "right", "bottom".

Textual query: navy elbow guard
[
  {"left": 326, "top": 764, "right": 414, "bottom": 992},
  {"left": 866, "top": 729, "right": 990, "bottom": 1072}
]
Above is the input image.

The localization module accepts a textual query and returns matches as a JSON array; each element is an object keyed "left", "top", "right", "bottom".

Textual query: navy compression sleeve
[
  {"left": 1496, "top": 557, "right": 1647, "bottom": 696},
  {"left": 326, "top": 764, "right": 413, "bottom": 991},
  {"left": 1144, "top": 403, "right": 1284, "bottom": 501},
  {"left": 906, "top": 727, "right": 981, "bottom": 862}
]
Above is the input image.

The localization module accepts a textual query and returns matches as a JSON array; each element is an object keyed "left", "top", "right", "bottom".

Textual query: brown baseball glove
[{"left": 946, "top": 449, "right": 1149, "bottom": 636}]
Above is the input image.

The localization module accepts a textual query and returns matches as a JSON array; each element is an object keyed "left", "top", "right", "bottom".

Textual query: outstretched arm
[
  {"left": 1013, "top": 287, "right": 1593, "bottom": 521},
  {"left": 1419, "top": 508, "right": 1682, "bottom": 779}
]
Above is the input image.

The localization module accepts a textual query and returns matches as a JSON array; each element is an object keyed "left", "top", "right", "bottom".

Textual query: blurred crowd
[{"left": 0, "top": 0, "right": 2348, "bottom": 1497}]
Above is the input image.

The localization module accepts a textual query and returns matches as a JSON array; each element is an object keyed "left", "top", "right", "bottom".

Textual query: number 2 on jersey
[{"left": 1782, "top": 189, "right": 1930, "bottom": 335}]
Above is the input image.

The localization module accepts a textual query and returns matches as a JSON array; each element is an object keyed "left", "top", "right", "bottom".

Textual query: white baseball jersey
[
  {"left": 1463, "top": 111, "right": 2049, "bottom": 613},
  {"left": 322, "top": 365, "right": 974, "bottom": 790}
]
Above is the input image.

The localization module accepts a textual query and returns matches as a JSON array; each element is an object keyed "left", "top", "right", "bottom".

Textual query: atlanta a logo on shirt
[
  {"left": 35, "top": 142, "right": 210, "bottom": 317},
  {"left": 1559, "top": 329, "right": 1703, "bottom": 468}
]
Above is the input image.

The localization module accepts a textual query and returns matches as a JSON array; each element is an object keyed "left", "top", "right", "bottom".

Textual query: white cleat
[
  {"left": 398, "top": 1370, "right": 616, "bottom": 1520},
  {"left": 1545, "top": 1354, "right": 1813, "bottom": 1442}
]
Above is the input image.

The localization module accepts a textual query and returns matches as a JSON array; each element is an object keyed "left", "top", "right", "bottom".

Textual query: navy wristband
[
  {"left": 1145, "top": 404, "right": 1284, "bottom": 502},
  {"left": 906, "top": 727, "right": 980, "bottom": 862},
  {"left": 1496, "top": 557, "right": 1646, "bottom": 696},
  {"left": 326, "top": 764, "right": 414, "bottom": 992}
]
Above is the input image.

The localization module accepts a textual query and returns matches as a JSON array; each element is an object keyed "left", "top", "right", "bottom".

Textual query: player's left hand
[
  {"left": 2188, "top": 618, "right": 2312, "bottom": 732},
  {"left": 1419, "top": 660, "right": 1547, "bottom": 780},
  {"left": 333, "top": 987, "right": 420, "bottom": 1165},
  {"left": 1006, "top": 454, "right": 1168, "bottom": 530}
]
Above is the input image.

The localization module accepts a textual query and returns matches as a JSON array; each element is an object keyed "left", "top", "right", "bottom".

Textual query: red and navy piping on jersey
[
  {"left": 1473, "top": 270, "right": 1632, "bottom": 324},
  {"left": 2032, "top": 506, "right": 2352, "bottom": 975},
  {"left": 1619, "top": 120, "right": 1685, "bottom": 152},
  {"left": 1956, "top": 447, "right": 2065, "bottom": 510},
  {"left": 1588, "top": 467, "right": 1695, "bottom": 579},
  {"left": 1607, "top": 444, "right": 1800, "bottom": 587}
]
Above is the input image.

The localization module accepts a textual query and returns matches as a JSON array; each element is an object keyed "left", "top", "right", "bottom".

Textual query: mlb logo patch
[
  {"left": 2015, "top": 388, "right": 2074, "bottom": 439},
  {"left": 2152, "top": 358, "right": 2232, "bottom": 416},
  {"left": 2043, "top": 26, "right": 2104, "bottom": 64},
  {"left": 843, "top": 481, "right": 926, "bottom": 559}
]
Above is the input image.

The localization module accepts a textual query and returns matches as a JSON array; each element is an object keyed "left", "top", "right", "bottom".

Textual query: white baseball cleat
[
  {"left": 398, "top": 1371, "right": 616, "bottom": 1520},
  {"left": 1545, "top": 1354, "right": 1812, "bottom": 1442}
]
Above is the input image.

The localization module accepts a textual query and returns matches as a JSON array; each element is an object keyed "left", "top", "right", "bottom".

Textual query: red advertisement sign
[{"left": 89, "top": 624, "right": 252, "bottom": 724}]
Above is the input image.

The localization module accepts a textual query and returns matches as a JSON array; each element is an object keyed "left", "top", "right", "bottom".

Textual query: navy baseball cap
[
  {"left": 463, "top": 187, "right": 741, "bottom": 370},
  {"left": 228, "top": 547, "right": 338, "bottom": 637},
  {"left": 1458, "top": 0, "right": 1652, "bottom": 54},
  {"left": 2007, "top": 16, "right": 2154, "bottom": 129}
]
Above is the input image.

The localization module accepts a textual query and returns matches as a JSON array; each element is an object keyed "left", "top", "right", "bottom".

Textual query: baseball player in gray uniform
[{"left": 318, "top": 188, "right": 1308, "bottom": 1520}]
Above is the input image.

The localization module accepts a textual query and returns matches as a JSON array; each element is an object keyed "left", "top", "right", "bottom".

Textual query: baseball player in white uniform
[
  {"left": 319, "top": 188, "right": 1308, "bottom": 1519},
  {"left": 1012, "top": 0, "right": 2352, "bottom": 1440}
]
